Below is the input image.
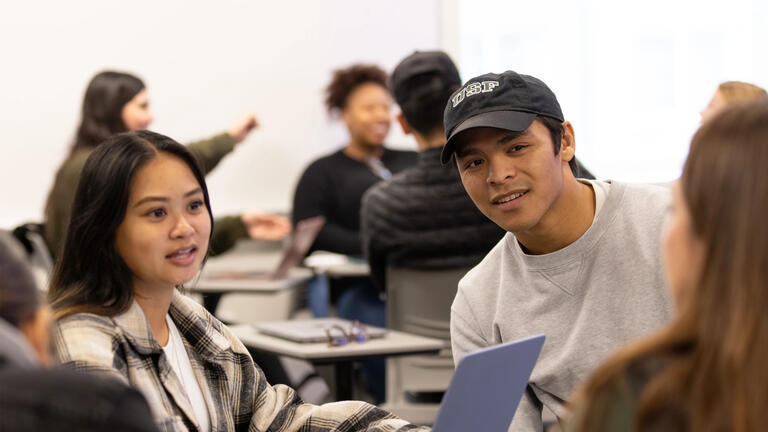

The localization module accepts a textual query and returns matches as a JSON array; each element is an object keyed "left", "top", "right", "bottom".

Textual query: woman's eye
[
  {"left": 148, "top": 208, "right": 166, "bottom": 218},
  {"left": 188, "top": 200, "right": 205, "bottom": 212}
]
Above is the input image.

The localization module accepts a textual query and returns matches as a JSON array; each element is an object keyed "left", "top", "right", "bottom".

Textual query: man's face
[{"left": 455, "top": 120, "right": 568, "bottom": 235}]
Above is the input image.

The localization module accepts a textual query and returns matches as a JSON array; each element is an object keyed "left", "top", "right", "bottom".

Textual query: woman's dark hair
[
  {"left": 49, "top": 130, "right": 214, "bottom": 318},
  {"left": 325, "top": 64, "right": 388, "bottom": 114},
  {"left": 0, "top": 238, "right": 41, "bottom": 328},
  {"left": 70, "top": 71, "right": 145, "bottom": 155}
]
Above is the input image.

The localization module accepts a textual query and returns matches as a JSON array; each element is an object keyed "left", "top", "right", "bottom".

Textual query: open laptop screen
[{"left": 433, "top": 334, "right": 545, "bottom": 432}]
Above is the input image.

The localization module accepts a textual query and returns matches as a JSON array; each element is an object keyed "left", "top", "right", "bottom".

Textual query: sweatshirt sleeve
[
  {"left": 451, "top": 288, "right": 545, "bottom": 431},
  {"left": 450, "top": 287, "right": 489, "bottom": 365},
  {"left": 186, "top": 133, "right": 236, "bottom": 175},
  {"left": 509, "top": 388, "right": 545, "bottom": 432}
]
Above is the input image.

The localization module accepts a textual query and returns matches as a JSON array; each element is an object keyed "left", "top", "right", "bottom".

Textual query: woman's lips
[{"left": 166, "top": 246, "right": 197, "bottom": 266}]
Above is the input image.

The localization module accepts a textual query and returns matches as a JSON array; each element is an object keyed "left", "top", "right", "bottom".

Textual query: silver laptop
[
  {"left": 433, "top": 334, "right": 545, "bottom": 432},
  {"left": 209, "top": 216, "right": 325, "bottom": 280},
  {"left": 253, "top": 317, "right": 388, "bottom": 343}
]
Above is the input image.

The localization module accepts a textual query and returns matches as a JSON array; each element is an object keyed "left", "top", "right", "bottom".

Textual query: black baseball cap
[
  {"left": 390, "top": 51, "right": 461, "bottom": 106},
  {"left": 441, "top": 70, "right": 564, "bottom": 164}
]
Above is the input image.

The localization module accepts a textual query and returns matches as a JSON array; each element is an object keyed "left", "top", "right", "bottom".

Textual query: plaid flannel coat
[{"left": 53, "top": 291, "right": 429, "bottom": 432}]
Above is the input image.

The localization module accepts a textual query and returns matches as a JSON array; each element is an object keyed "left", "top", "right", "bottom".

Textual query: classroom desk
[
  {"left": 188, "top": 242, "right": 313, "bottom": 314},
  {"left": 304, "top": 251, "right": 371, "bottom": 278},
  {"left": 230, "top": 324, "right": 444, "bottom": 401}
]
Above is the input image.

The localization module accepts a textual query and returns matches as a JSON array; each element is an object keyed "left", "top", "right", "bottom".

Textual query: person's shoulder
[
  {"left": 57, "top": 312, "right": 117, "bottom": 335},
  {"left": 315, "top": 149, "right": 349, "bottom": 164},
  {"left": 364, "top": 169, "right": 411, "bottom": 205},
  {"left": 54, "top": 313, "right": 122, "bottom": 366},
  {"left": 382, "top": 147, "right": 418, "bottom": 162},
  {"left": 361, "top": 174, "right": 407, "bottom": 233},
  {"left": 610, "top": 181, "right": 671, "bottom": 214},
  {"left": 617, "top": 180, "right": 672, "bottom": 197},
  {"left": 57, "top": 148, "right": 93, "bottom": 177},
  {"left": 299, "top": 150, "right": 348, "bottom": 176}
]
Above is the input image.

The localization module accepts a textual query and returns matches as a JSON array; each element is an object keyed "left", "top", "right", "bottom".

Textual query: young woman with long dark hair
[{"left": 49, "top": 130, "right": 424, "bottom": 431}]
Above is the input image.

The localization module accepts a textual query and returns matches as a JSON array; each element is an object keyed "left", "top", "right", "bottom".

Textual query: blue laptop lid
[{"left": 433, "top": 334, "right": 545, "bottom": 432}]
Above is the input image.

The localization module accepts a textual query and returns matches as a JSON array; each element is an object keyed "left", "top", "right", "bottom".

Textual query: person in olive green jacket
[{"left": 44, "top": 71, "right": 289, "bottom": 260}]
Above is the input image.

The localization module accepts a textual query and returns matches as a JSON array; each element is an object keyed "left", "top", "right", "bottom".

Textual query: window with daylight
[{"left": 449, "top": 0, "right": 768, "bottom": 182}]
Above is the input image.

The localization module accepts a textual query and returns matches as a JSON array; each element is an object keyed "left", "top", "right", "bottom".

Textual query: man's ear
[
  {"left": 396, "top": 113, "right": 413, "bottom": 135},
  {"left": 559, "top": 121, "right": 576, "bottom": 162}
]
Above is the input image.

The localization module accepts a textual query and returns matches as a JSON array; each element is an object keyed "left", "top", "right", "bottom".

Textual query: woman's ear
[{"left": 18, "top": 306, "right": 53, "bottom": 367}]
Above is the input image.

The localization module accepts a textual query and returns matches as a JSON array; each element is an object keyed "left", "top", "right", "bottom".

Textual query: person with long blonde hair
[{"left": 566, "top": 99, "right": 768, "bottom": 431}]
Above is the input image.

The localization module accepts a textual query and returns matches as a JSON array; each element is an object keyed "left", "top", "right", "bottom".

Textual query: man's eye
[
  {"left": 464, "top": 159, "right": 483, "bottom": 169},
  {"left": 510, "top": 145, "right": 526, "bottom": 153}
]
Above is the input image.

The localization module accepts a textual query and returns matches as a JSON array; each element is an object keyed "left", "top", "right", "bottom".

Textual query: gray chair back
[{"left": 382, "top": 266, "right": 471, "bottom": 424}]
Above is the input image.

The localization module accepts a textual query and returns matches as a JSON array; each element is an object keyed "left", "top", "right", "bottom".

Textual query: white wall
[{"left": 0, "top": 0, "right": 442, "bottom": 228}]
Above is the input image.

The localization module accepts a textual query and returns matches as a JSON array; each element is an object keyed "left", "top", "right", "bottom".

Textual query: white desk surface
[
  {"left": 304, "top": 251, "right": 370, "bottom": 278},
  {"left": 188, "top": 272, "right": 313, "bottom": 293},
  {"left": 230, "top": 324, "right": 444, "bottom": 362},
  {"left": 188, "top": 241, "right": 313, "bottom": 293}
]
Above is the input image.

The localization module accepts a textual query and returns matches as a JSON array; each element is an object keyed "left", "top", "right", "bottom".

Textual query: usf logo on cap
[
  {"left": 441, "top": 70, "right": 565, "bottom": 164},
  {"left": 451, "top": 80, "right": 499, "bottom": 108}
]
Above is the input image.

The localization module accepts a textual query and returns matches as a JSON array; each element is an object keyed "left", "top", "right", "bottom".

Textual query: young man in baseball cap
[{"left": 444, "top": 71, "right": 674, "bottom": 430}]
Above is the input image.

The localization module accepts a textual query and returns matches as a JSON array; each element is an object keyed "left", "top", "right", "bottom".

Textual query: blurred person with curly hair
[{"left": 291, "top": 64, "right": 418, "bottom": 402}]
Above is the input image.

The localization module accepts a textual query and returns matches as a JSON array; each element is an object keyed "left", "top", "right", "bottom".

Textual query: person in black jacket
[
  {"left": 360, "top": 51, "right": 505, "bottom": 294},
  {"left": 292, "top": 64, "right": 417, "bottom": 402}
]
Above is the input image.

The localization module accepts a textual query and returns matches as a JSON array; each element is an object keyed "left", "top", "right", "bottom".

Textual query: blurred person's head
[
  {"left": 325, "top": 64, "right": 391, "bottom": 150},
  {"left": 700, "top": 80, "right": 767, "bottom": 124},
  {"left": 71, "top": 71, "right": 150, "bottom": 154},
  {"left": 571, "top": 99, "right": 768, "bottom": 431},
  {"left": 0, "top": 238, "right": 52, "bottom": 366},
  {"left": 389, "top": 51, "right": 462, "bottom": 148},
  {"left": 50, "top": 130, "right": 213, "bottom": 319}
]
